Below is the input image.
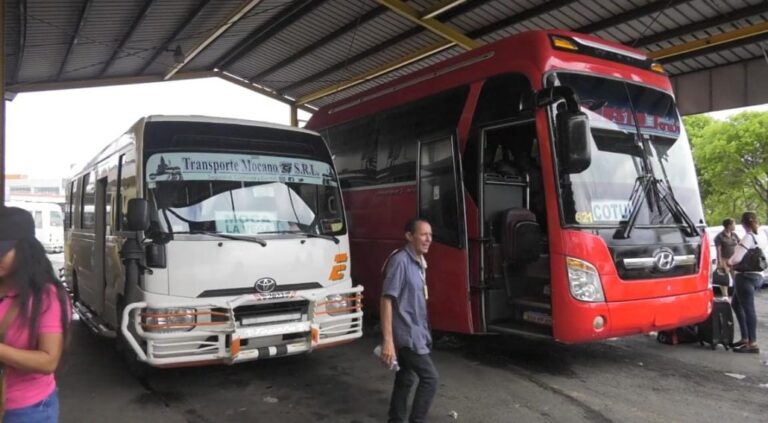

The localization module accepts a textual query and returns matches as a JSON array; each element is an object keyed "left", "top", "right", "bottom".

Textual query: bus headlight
[
  {"left": 324, "top": 294, "right": 349, "bottom": 316},
  {"left": 142, "top": 308, "right": 197, "bottom": 332},
  {"left": 566, "top": 257, "right": 605, "bottom": 302}
]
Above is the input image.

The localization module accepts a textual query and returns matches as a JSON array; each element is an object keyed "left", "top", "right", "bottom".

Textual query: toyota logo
[
  {"left": 254, "top": 277, "right": 277, "bottom": 293},
  {"left": 653, "top": 248, "right": 675, "bottom": 272}
]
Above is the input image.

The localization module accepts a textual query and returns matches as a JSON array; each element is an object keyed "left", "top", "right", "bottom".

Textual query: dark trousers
[
  {"left": 388, "top": 348, "right": 439, "bottom": 423},
  {"left": 732, "top": 272, "right": 763, "bottom": 342}
]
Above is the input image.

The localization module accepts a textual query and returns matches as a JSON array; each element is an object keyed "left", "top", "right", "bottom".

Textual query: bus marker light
[
  {"left": 650, "top": 63, "right": 665, "bottom": 74},
  {"left": 593, "top": 316, "right": 606, "bottom": 331},
  {"left": 231, "top": 337, "right": 241, "bottom": 356},
  {"left": 552, "top": 36, "right": 578, "bottom": 51}
]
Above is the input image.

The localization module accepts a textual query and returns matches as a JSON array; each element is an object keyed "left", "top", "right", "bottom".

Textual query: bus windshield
[
  {"left": 553, "top": 73, "right": 705, "bottom": 228},
  {"left": 145, "top": 152, "right": 345, "bottom": 236}
]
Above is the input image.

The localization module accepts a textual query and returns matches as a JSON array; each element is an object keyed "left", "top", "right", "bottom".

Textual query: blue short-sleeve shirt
[{"left": 382, "top": 247, "right": 431, "bottom": 354}]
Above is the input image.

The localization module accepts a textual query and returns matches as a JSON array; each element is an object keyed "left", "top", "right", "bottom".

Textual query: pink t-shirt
[{"left": 0, "top": 285, "right": 68, "bottom": 410}]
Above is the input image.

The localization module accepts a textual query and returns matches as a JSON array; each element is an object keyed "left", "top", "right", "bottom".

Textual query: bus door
[
  {"left": 416, "top": 135, "right": 472, "bottom": 333},
  {"left": 477, "top": 119, "right": 552, "bottom": 337},
  {"left": 92, "top": 177, "right": 108, "bottom": 314}
]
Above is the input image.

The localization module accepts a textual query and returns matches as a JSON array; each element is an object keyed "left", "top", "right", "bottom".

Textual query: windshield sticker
[
  {"left": 591, "top": 200, "right": 632, "bottom": 222},
  {"left": 586, "top": 106, "right": 680, "bottom": 138},
  {"left": 215, "top": 211, "right": 279, "bottom": 234},
  {"left": 146, "top": 152, "right": 337, "bottom": 188},
  {"left": 574, "top": 211, "right": 594, "bottom": 224}
]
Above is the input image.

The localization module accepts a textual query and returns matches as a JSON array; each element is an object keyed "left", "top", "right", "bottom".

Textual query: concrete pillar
[
  {"left": 1, "top": 0, "right": 6, "bottom": 204},
  {"left": 289, "top": 103, "right": 298, "bottom": 127}
]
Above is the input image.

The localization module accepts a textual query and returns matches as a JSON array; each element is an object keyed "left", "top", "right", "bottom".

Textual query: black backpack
[{"left": 734, "top": 234, "right": 768, "bottom": 272}]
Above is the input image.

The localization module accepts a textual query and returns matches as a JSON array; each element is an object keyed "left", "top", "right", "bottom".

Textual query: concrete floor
[{"left": 55, "top": 290, "right": 768, "bottom": 423}]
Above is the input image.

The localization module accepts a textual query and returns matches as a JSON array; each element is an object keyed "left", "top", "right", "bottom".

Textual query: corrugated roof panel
[
  {"left": 227, "top": 0, "right": 380, "bottom": 81},
  {"left": 262, "top": 10, "right": 420, "bottom": 93},
  {"left": 185, "top": 0, "right": 294, "bottom": 71},
  {"left": 141, "top": 0, "right": 265, "bottom": 75},
  {"left": 18, "top": 0, "right": 93, "bottom": 83},
  {"left": 103, "top": 0, "right": 206, "bottom": 78},
  {"left": 59, "top": 0, "right": 147, "bottom": 80},
  {"left": 4, "top": 0, "right": 20, "bottom": 84}
]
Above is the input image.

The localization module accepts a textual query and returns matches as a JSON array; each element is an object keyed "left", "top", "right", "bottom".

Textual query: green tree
[{"left": 684, "top": 111, "right": 768, "bottom": 225}]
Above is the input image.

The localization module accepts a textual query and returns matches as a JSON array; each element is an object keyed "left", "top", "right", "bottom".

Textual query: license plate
[
  {"left": 241, "top": 312, "right": 302, "bottom": 326},
  {"left": 235, "top": 321, "right": 310, "bottom": 339}
]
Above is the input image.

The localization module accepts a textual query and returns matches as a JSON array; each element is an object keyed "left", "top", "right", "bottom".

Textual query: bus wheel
[{"left": 116, "top": 298, "right": 151, "bottom": 379}]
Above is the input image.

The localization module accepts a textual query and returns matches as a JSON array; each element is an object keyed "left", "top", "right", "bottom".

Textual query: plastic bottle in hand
[{"left": 374, "top": 345, "right": 400, "bottom": 371}]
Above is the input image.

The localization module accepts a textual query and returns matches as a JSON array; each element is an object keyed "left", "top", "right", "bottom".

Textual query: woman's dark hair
[
  {"left": 5, "top": 237, "right": 70, "bottom": 348},
  {"left": 722, "top": 218, "right": 734, "bottom": 227},
  {"left": 741, "top": 211, "right": 759, "bottom": 234},
  {"left": 404, "top": 217, "right": 430, "bottom": 234}
]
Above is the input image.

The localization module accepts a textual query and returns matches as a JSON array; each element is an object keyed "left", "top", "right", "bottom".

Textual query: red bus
[{"left": 306, "top": 30, "right": 712, "bottom": 343}]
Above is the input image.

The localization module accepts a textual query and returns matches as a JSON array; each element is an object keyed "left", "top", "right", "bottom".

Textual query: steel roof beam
[
  {"left": 376, "top": 0, "right": 480, "bottom": 50},
  {"left": 138, "top": 0, "right": 212, "bottom": 75},
  {"left": 164, "top": 0, "right": 265, "bottom": 80},
  {"left": 421, "top": 0, "right": 467, "bottom": 20},
  {"left": 292, "top": 0, "right": 575, "bottom": 104},
  {"left": 13, "top": 0, "right": 27, "bottom": 84},
  {"left": 633, "top": 2, "right": 768, "bottom": 48},
  {"left": 216, "top": 71, "right": 315, "bottom": 113},
  {"left": 650, "top": 20, "right": 768, "bottom": 62},
  {"left": 250, "top": 6, "right": 387, "bottom": 82},
  {"left": 296, "top": 41, "right": 454, "bottom": 105},
  {"left": 57, "top": 0, "right": 93, "bottom": 81},
  {"left": 279, "top": 0, "right": 494, "bottom": 95},
  {"left": 215, "top": 0, "right": 322, "bottom": 71},
  {"left": 576, "top": 0, "right": 687, "bottom": 34},
  {"left": 99, "top": 0, "right": 156, "bottom": 77},
  {"left": 8, "top": 70, "right": 215, "bottom": 93}
]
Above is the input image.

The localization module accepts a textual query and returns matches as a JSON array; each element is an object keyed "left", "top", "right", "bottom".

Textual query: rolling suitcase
[{"left": 697, "top": 289, "right": 734, "bottom": 350}]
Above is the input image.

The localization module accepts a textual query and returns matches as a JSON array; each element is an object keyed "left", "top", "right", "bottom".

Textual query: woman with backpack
[
  {"left": 0, "top": 206, "right": 71, "bottom": 422},
  {"left": 728, "top": 212, "right": 768, "bottom": 354}
]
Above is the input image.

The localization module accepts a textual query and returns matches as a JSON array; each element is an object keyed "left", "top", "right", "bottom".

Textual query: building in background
[{"left": 4, "top": 174, "right": 66, "bottom": 205}]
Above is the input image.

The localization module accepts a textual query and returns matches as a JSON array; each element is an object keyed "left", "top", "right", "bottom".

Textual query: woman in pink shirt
[{"left": 0, "top": 206, "right": 70, "bottom": 422}]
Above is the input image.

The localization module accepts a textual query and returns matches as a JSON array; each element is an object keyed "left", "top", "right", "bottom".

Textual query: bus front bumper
[
  {"left": 555, "top": 289, "right": 712, "bottom": 343},
  {"left": 120, "top": 286, "right": 363, "bottom": 367}
]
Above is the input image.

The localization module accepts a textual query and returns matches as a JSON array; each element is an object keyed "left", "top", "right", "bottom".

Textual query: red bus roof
[{"left": 307, "top": 30, "right": 672, "bottom": 130}]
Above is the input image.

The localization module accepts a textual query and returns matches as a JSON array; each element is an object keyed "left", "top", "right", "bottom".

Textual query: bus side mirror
[
  {"left": 557, "top": 111, "right": 591, "bottom": 174},
  {"left": 126, "top": 198, "right": 150, "bottom": 232}
]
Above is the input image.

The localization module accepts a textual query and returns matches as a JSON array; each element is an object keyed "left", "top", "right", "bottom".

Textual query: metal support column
[
  {"left": 1, "top": 0, "right": 6, "bottom": 204},
  {"left": 289, "top": 103, "right": 298, "bottom": 127}
]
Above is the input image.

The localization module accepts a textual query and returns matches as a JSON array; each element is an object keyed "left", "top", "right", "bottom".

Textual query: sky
[
  {"left": 4, "top": 77, "right": 766, "bottom": 180},
  {"left": 5, "top": 77, "right": 311, "bottom": 178}
]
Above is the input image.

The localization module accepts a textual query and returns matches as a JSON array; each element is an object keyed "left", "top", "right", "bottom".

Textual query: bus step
[
  {"left": 508, "top": 297, "right": 551, "bottom": 310},
  {"left": 487, "top": 320, "right": 553, "bottom": 339},
  {"left": 73, "top": 301, "right": 116, "bottom": 338},
  {"left": 521, "top": 310, "right": 552, "bottom": 326}
]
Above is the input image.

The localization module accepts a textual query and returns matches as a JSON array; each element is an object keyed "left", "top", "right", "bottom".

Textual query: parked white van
[
  {"left": 64, "top": 116, "right": 363, "bottom": 368},
  {"left": 5, "top": 201, "right": 64, "bottom": 253}
]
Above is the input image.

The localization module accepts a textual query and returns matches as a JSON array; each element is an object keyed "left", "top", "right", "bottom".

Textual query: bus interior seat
[{"left": 500, "top": 208, "right": 542, "bottom": 300}]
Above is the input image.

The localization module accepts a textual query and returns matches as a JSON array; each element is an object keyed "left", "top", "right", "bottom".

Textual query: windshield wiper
[
  {"left": 615, "top": 174, "right": 653, "bottom": 239},
  {"left": 654, "top": 179, "right": 700, "bottom": 238},
  {"left": 260, "top": 230, "right": 340, "bottom": 244},
  {"left": 185, "top": 230, "right": 267, "bottom": 247}
]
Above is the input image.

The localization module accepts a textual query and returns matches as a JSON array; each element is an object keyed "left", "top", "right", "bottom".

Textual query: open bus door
[
  {"left": 476, "top": 118, "right": 553, "bottom": 338},
  {"left": 416, "top": 135, "right": 473, "bottom": 334}
]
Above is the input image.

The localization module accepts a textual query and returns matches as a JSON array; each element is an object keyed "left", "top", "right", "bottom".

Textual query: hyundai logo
[
  {"left": 653, "top": 248, "right": 676, "bottom": 272},
  {"left": 254, "top": 277, "right": 277, "bottom": 293}
]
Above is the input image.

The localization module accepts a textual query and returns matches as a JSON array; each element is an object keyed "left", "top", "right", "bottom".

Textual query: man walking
[{"left": 380, "top": 218, "right": 438, "bottom": 423}]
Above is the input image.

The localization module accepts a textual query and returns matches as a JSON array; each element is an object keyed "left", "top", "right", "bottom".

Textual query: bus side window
[
  {"left": 65, "top": 181, "right": 75, "bottom": 228},
  {"left": 81, "top": 172, "right": 97, "bottom": 231},
  {"left": 72, "top": 177, "right": 82, "bottom": 230},
  {"left": 419, "top": 136, "right": 462, "bottom": 247},
  {"left": 119, "top": 151, "right": 138, "bottom": 229},
  {"left": 34, "top": 211, "right": 43, "bottom": 229}
]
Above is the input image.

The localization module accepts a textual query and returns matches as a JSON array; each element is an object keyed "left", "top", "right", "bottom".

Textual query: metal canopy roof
[{"left": 3, "top": 0, "right": 768, "bottom": 112}]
